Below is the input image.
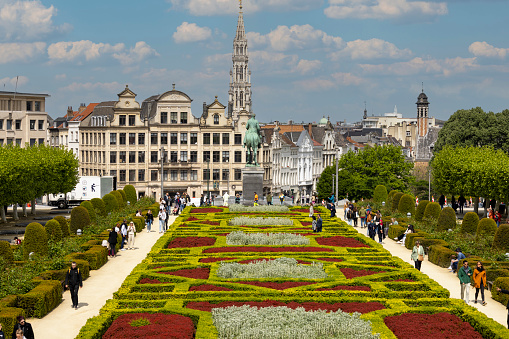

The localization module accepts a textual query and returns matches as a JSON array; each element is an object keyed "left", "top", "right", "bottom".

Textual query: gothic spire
[{"left": 236, "top": 0, "right": 245, "bottom": 40}]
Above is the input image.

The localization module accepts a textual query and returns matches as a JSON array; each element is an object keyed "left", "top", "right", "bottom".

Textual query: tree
[{"left": 373, "top": 185, "right": 388, "bottom": 203}]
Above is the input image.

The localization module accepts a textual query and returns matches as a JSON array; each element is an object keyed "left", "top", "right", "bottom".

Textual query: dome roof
[
  {"left": 319, "top": 116, "right": 328, "bottom": 125},
  {"left": 416, "top": 92, "right": 429, "bottom": 104}
]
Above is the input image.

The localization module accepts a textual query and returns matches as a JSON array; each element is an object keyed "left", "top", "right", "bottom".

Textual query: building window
[
  {"left": 170, "top": 133, "right": 177, "bottom": 144},
  {"left": 38, "top": 138, "right": 44, "bottom": 145},
  {"left": 6, "top": 120, "right": 12, "bottom": 130},
  {"left": 129, "top": 115, "right": 136, "bottom": 126},
  {"left": 129, "top": 133, "right": 136, "bottom": 145},
  {"left": 26, "top": 101, "right": 32, "bottom": 111},
  {"left": 0, "top": 139, "right": 3, "bottom": 145},
  {"left": 170, "top": 170, "right": 178, "bottom": 181},
  {"left": 0, "top": 120, "right": 3, "bottom": 129},
  {"left": 160, "top": 112, "right": 167, "bottom": 124},
  {"left": 190, "top": 170, "right": 198, "bottom": 181},
  {"left": 222, "top": 151, "right": 229, "bottom": 163},
  {"left": 15, "top": 139, "right": 21, "bottom": 146},
  {"left": 235, "top": 151, "right": 242, "bottom": 163},
  {"left": 170, "top": 151, "right": 178, "bottom": 163},
  {"left": 213, "top": 114, "right": 219, "bottom": 125},
  {"left": 190, "top": 151, "right": 198, "bottom": 162},
  {"left": 138, "top": 133, "right": 145, "bottom": 145},
  {"left": 180, "top": 151, "right": 187, "bottom": 162},
  {"left": 129, "top": 169, "right": 136, "bottom": 182},
  {"left": 222, "top": 133, "right": 229, "bottom": 145},
  {"left": 406, "top": 131, "right": 411, "bottom": 137},
  {"left": 138, "top": 151, "right": 145, "bottom": 163},
  {"left": 138, "top": 169, "right": 145, "bottom": 182},
  {"left": 34, "top": 101, "right": 41, "bottom": 111},
  {"left": 110, "top": 151, "right": 117, "bottom": 163},
  {"left": 203, "top": 151, "right": 210, "bottom": 162},
  {"left": 30, "top": 120, "right": 36, "bottom": 130},
  {"left": 119, "top": 170, "right": 126, "bottom": 182},
  {"left": 181, "top": 112, "right": 187, "bottom": 124},
  {"left": 203, "top": 169, "right": 210, "bottom": 180},
  {"left": 129, "top": 151, "right": 136, "bottom": 163},
  {"left": 15, "top": 120, "right": 21, "bottom": 130},
  {"left": 119, "top": 115, "right": 126, "bottom": 126},
  {"left": 222, "top": 169, "right": 229, "bottom": 181},
  {"left": 203, "top": 133, "right": 210, "bottom": 145},
  {"left": 170, "top": 112, "right": 178, "bottom": 124},
  {"left": 190, "top": 133, "right": 198, "bottom": 144},
  {"left": 234, "top": 169, "right": 242, "bottom": 180},
  {"left": 38, "top": 120, "right": 44, "bottom": 130},
  {"left": 181, "top": 170, "right": 188, "bottom": 181},
  {"left": 160, "top": 133, "right": 168, "bottom": 144},
  {"left": 119, "top": 133, "right": 126, "bottom": 145},
  {"left": 110, "top": 170, "right": 117, "bottom": 178},
  {"left": 151, "top": 151, "right": 158, "bottom": 163},
  {"left": 119, "top": 151, "right": 126, "bottom": 163},
  {"left": 151, "top": 132, "right": 158, "bottom": 145},
  {"left": 151, "top": 170, "right": 158, "bottom": 181},
  {"left": 235, "top": 134, "right": 242, "bottom": 145},
  {"left": 213, "top": 133, "right": 220, "bottom": 145},
  {"left": 110, "top": 133, "right": 117, "bottom": 145},
  {"left": 180, "top": 133, "right": 187, "bottom": 144},
  {"left": 213, "top": 151, "right": 220, "bottom": 163},
  {"left": 213, "top": 169, "right": 220, "bottom": 180},
  {"left": 30, "top": 138, "right": 36, "bottom": 146}
]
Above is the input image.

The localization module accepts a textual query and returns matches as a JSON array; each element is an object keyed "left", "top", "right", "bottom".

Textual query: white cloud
[
  {"left": 325, "top": 0, "right": 448, "bottom": 20},
  {"left": 112, "top": 41, "right": 159, "bottom": 65},
  {"left": 0, "top": 42, "right": 46, "bottom": 63},
  {"left": 359, "top": 56, "right": 478, "bottom": 76},
  {"left": 331, "top": 72, "right": 365, "bottom": 85},
  {"left": 0, "top": 75, "right": 29, "bottom": 88},
  {"left": 0, "top": 0, "right": 71, "bottom": 41},
  {"left": 295, "top": 59, "right": 322, "bottom": 74},
  {"left": 293, "top": 72, "right": 365, "bottom": 91},
  {"left": 55, "top": 74, "right": 66, "bottom": 80},
  {"left": 48, "top": 40, "right": 124, "bottom": 63},
  {"left": 329, "top": 38, "right": 412, "bottom": 60},
  {"left": 173, "top": 22, "right": 212, "bottom": 43},
  {"left": 60, "top": 81, "right": 122, "bottom": 92},
  {"left": 469, "top": 41, "right": 509, "bottom": 59}
]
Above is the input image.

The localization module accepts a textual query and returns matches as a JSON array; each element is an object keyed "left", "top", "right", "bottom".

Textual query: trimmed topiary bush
[
  {"left": 476, "top": 218, "right": 497, "bottom": 239},
  {"left": 103, "top": 193, "right": 119, "bottom": 213},
  {"left": 387, "top": 190, "right": 398, "bottom": 203},
  {"left": 0, "top": 240, "right": 14, "bottom": 263},
  {"left": 436, "top": 207, "right": 457, "bottom": 231},
  {"left": 118, "top": 190, "right": 127, "bottom": 206},
  {"left": 423, "top": 202, "right": 441, "bottom": 221},
  {"left": 124, "top": 185, "right": 137, "bottom": 205},
  {"left": 398, "top": 194, "right": 415, "bottom": 216},
  {"left": 80, "top": 200, "right": 97, "bottom": 223},
  {"left": 391, "top": 192, "right": 404, "bottom": 211},
  {"left": 44, "top": 219, "right": 62, "bottom": 242},
  {"left": 493, "top": 224, "right": 509, "bottom": 252},
  {"left": 23, "top": 222, "right": 48, "bottom": 259},
  {"left": 70, "top": 206, "right": 91, "bottom": 234},
  {"left": 373, "top": 185, "right": 388, "bottom": 203},
  {"left": 90, "top": 198, "right": 106, "bottom": 217},
  {"left": 415, "top": 200, "right": 430, "bottom": 221},
  {"left": 110, "top": 190, "right": 124, "bottom": 209},
  {"left": 53, "top": 215, "right": 69, "bottom": 237},
  {"left": 461, "top": 212, "right": 479, "bottom": 234}
]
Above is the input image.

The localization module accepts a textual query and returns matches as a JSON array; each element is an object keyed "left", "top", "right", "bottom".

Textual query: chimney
[
  {"left": 78, "top": 103, "right": 86, "bottom": 113},
  {"left": 66, "top": 106, "right": 73, "bottom": 118},
  {"left": 203, "top": 102, "right": 207, "bottom": 116},
  {"left": 308, "top": 123, "right": 312, "bottom": 138}
]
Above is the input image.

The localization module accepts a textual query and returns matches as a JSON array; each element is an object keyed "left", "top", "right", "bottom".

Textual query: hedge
[
  {"left": 132, "top": 216, "right": 145, "bottom": 233},
  {"left": 53, "top": 215, "right": 70, "bottom": 238},
  {"left": 16, "top": 280, "right": 62, "bottom": 318},
  {"left": 0, "top": 240, "right": 14, "bottom": 263},
  {"left": 0, "top": 306, "right": 23, "bottom": 337},
  {"left": 415, "top": 200, "right": 430, "bottom": 222},
  {"left": 388, "top": 224, "right": 406, "bottom": 240},
  {"left": 23, "top": 222, "right": 48, "bottom": 260},
  {"left": 70, "top": 206, "right": 91, "bottom": 234},
  {"left": 398, "top": 194, "right": 415, "bottom": 216},
  {"left": 423, "top": 202, "right": 441, "bottom": 221},
  {"left": 124, "top": 185, "right": 137, "bottom": 205},
  {"left": 492, "top": 277, "right": 509, "bottom": 308},
  {"left": 373, "top": 185, "right": 388, "bottom": 203},
  {"left": 44, "top": 219, "right": 62, "bottom": 242},
  {"left": 428, "top": 245, "right": 456, "bottom": 268},
  {"left": 493, "top": 224, "right": 509, "bottom": 251},
  {"left": 103, "top": 193, "right": 119, "bottom": 213},
  {"left": 80, "top": 200, "right": 97, "bottom": 223},
  {"left": 91, "top": 198, "right": 107, "bottom": 217},
  {"left": 436, "top": 207, "right": 457, "bottom": 231},
  {"left": 67, "top": 246, "right": 107, "bottom": 271},
  {"left": 387, "top": 190, "right": 398, "bottom": 205},
  {"left": 476, "top": 218, "right": 497, "bottom": 239},
  {"left": 461, "top": 212, "right": 479, "bottom": 234},
  {"left": 392, "top": 192, "right": 404, "bottom": 211},
  {"left": 111, "top": 190, "right": 124, "bottom": 208}
]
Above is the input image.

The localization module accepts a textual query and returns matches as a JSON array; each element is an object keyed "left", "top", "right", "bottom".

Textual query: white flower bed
[
  {"left": 216, "top": 257, "right": 327, "bottom": 279},
  {"left": 229, "top": 216, "right": 293, "bottom": 226},
  {"left": 228, "top": 205, "right": 289, "bottom": 212},
  {"left": 212, "top": 305, "right": 380, "bottom": 339},
  {"left": 226, "top": 231, "right": 309, "bottom": 246}
]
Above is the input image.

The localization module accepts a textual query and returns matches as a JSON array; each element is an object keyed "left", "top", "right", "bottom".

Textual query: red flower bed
[
  {"left": 102, "top": 313, "right": 195, "bottom": 339},
  {"left": 189, "top": 284, "right": 233, "bottom": 291},
  {"left": 316, "top": 257, "right": 343, "bottom": 262},
  {"left": 158, "top": 267, "right": 210, "bottom": 279},
  {"left": 191, "top": 208, "right": 222, "bottom": 213},
  {"left": 201, "top": 220, "right": 220, "bottom": 225},
  {"left": 187, "top": 217, "right": 199, "bottom": 221},
  {"left": 139, "top": 278, "right": 163, "bottom": 284},
  {"left": 199, "top": 257, "right": 237, "bottom": 263},
  {"left": 236, "top": 259, "right": 311, "bottom": 264},
  {"left": 203, "top": 246, "right": 333, "bottom": 253},
  {"left": 168, "top": 237, "right": 216, "bottom": 248},
  {"left": 186, "top": 300, "right": 385, "bottom": 314},
  {"left": 233, "top": 281, "right": 315, "bottom": 290},
  {"left": 215, "top": 233, "right": 230, "bottom": 236},
  {"left": 316, "top": 285, "right": 371, "bottom": 291},
  {"left": 316, "top": 236, "right": 369, "bottom": 248},
  {"left": 301, "top": 222, "right": 312, "bottom": 226},
  {"left": 341, "top": 268, "right": 385, "bottom": 279},
  {"left": 293, "top": 208, "right": 309, "bottom": 212},
  {"left": 384, "top": 313, "right": 483, "bottom": 339}
]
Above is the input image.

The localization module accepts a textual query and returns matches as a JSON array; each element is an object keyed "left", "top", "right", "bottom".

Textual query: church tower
[
  {"left": 228, "top": 0, "right": 252, "bottom": 120},
  {"left": 416, "top": 88, "right": 429, "bottom": 137}
]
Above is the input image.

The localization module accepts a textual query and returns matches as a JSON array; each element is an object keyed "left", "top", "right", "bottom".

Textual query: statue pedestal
[{"left": 242, "top": 167, "right": 264, "bottom": 203}]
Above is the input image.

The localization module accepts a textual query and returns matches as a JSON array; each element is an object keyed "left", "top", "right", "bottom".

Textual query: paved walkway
[
  {"left": 29, "top": 216, "right": 176, "bottom": 339},
  {"left": 337, "top": 208, "right": 508, "bottom": 327}
]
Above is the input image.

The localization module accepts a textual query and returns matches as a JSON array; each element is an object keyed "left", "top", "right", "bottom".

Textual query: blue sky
[{"left": 0, "top": 0, "right": 508, "bottom": 123}]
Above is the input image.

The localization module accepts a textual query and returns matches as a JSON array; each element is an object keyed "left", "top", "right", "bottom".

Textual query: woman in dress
[
  {"left": 411, "top": 240, "right": 425, "bottom": 271},
  {"left": 127, "top": 221, "right": 136, "bottom": 250}
]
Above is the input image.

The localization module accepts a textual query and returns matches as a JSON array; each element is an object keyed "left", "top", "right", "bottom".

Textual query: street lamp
[
  {"left": 335, "top": 148, "right": 339, "bottom": 205},
  {"left": 206, "top": 159, "right": 210, "bottom": 203},
  {"left": 160, "top": 145, "right": 165, "bottom": 198},
  {"left": 332, "top": 174, "right": 335, "bottom": 198}
]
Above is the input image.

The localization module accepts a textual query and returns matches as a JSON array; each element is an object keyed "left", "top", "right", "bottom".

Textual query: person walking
[
  {"left": 458, "top": 260, "right": 473, "bottom": 304},
  {"left": 235, "top": 193, "right": 241, "bottom": 204},
  {"left": 279, "top": 192, "right": 284, "bottom": 205},
  {"left": 266, "top": 193, "right": 273, "bottom": 205},
  {"left": 108, "top": 228, "right": 118, "bottom": 257},
  {"left": 309, "top": 204, "right": 314, "bottom": 218},
  {"left": 11, "top": 316, "right": 34, "bottom": 339},
  {"left": 439, "top": 194, "right": 445, "bottom": 209},
  {"left": 496, "top": 287, "right": 509, "bottom": 328},
  {"left": 473, "top": 261, "right": 487, "bottom": 306},
  {"left": 158, "top": 208, "right": 166, "bottom": 234},
  {"left": 312, "top": 215, "right": 317, "bottom": 232},
  {"left": 119, "top": 219, "right": 127, "bottom": 251},
  {"left": 127, "top": 221, "right": 136, "bottom": 250},
  {"left": 411, "top": 240, "right": 425, "bottom": 271},
  {"left": 316, "top": 215, "right": 323, "bottom": 232},
  {"left": 254, "top": 192, "right": 259, "bottom": 206},
  {"left": 145, "top": 209, "right": 153, "bottom": 233},
  {"left": 359, "top": 206, "right": 366, "bottom": 228},
  {"left": 352, "top": 206, "right": 358, "bottom": 227},
  {"left": 65, "top": 261, "right": 83, "bottom": 309}
]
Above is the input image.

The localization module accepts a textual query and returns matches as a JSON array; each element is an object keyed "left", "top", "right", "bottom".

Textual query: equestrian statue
[{"left": 243, "top": 114, "right": 261, "bottom": 166}]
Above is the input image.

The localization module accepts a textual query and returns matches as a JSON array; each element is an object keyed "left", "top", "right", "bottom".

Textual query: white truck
[{"left": 48, "top": 176, "right": 116, "bottom": 209}]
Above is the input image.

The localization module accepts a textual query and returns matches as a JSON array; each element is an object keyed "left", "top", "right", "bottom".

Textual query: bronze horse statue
[{"left": 243, "top": 114, "right": 261, "bottom": 166}]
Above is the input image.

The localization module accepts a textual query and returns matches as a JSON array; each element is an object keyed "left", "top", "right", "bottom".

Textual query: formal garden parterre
[{"left": 76, "top": 205, "right": 509, "bottom": 338}]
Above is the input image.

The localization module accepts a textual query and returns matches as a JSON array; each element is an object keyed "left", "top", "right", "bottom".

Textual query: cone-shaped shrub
[
  {"left": 53, "top": 215, "right": 70, "bottom": 237},
  {"left": 118, "top": 190, "right": 127, "bottom": 206},
  {"left": 392, "top": 192, "right": 404, "bottom": 211},
  {"left": 387, "top": 190, "right": 398, "bottom": 204},
  {"left": 70, "top": 206, "right": 91, "bottom": 234},
  {"left": 103, "top": 193, "right": 119, "bottom": 213},
  {"left": 91, "top": 198, "right": 106, "bottom": 217},
  {"left": 123, "top": 185, "right": 137, "bottom": 205},
  {"left": 373, "top": 185, "right": 388, "bottom": 203},
  {"left": 398, "top": 194, "right": 415, "bottom": 215},
  {"left": 415, "top": 200, "right": 430, "bottom": 221},
  {"left": 24, "top": 222, "right": 48, "bottom": 259},
  {"left": 80, "top": 200, "right": 96, "bottom": 222},
  {"left": 461, "top": 212, "right": 479, "bottom": 234},
  {"left": 423, "top": 202, "right": 441, "bottom": 220},
  {"left": 44, "top": 219, "right": 62, "bottom": 242},
  {"left": 493, "top": 224, "right": 509, "bottom": 251},
  {"left": 111, "top": 190, "right": 124, "bottom": 209},
  {"left": 436, "top": 207, "right": 457, "bottom": 231},
  {"left": 0, "top": 241, "right": 14, "bottom": 263},
  {"left": 477, "top": 218, "right": 497, "bottom": 239}
]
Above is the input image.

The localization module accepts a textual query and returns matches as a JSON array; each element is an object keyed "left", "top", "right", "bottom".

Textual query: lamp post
[
  {"left": 207, "top": 159, "right": 210, "bottom": 203},
  {"left": 335, "top": 148, "right": 339, "bottom": 205},
  {"left": 160, "top": 145, "right": 165, "bottom": 198},
  {"left": 332, "top": 174, "right": 335, "bottom": 199}
]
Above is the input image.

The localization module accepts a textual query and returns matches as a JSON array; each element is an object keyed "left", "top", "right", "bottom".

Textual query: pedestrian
[
  {"left": 458, "top": 196, "right": 466, "bottom": 214},
  {"left": 235, "top": 193, "right": 241, "bottom": 204},
  {"left": 279, "top": 192, "right": 284, "bottom": 205},
  {"left": 127, "top": 221, "right": 136, "bottom": 250},
  {"left": 458, "top": 260, "right": 473, "bottom": 304},
  {"left": 200, "top": 194, "right": 204, "bottom": 207},
  {"left": 411, "top": 240, "right": 425, "bottom": 271},
  {"left": 344, "top": 201, "right": 349, "bottom": 219},
  {"left": 496, "top": 287, "right": 509, "bottom": 328},
  {"left": 120, "top": 219, "right": 127, "bottom": 251},
  {"left": 449, "top": 248, "right": 466, "bottom": 273},
  {"left": 309, "top": 204, "right": 314, "bottom": 218},
  {"left": 135, "top": 209, "right": 142, "bottom": 217},
  {"left": 108, "top": 228, "right": 118, "bottom": 257},
  {"left": 312, "top": 215, "right": 317, "bottom": 232},
  {"left": 0, "top": 322, "right": 4, "bottom": 339},
  {"left": 439, "top": 194, "right": 445, "bottom": 209},
  {"left": 15, "top": 329, "right": 23, "bottom": 339},
  {"left": 330, "top": 203, "right": 336, "bottom": 218},
  {"left": 316, "top": 215, "right": 323, "bottom": 232},
  {"left": 145, "top": 209, "right": 153, "bottom": 233},
  {"left": 158, "top": 208, "right": 166, "bottom": 234},
  {"left": 11, "top": 316, "right": 34, "bottom": 339},
  {"left": 352, "top": 206, "right": 358, "bottom": 227},
  {"left": 65, "top": 261, "right": 83, "bottom": 309},
  {"left": 267, "top": 192, "right": 273, "bottom": 205},
  {"left": 359, "top": 205, "right": 366, "bottom": 228},
  {"left": 473, "top": 261, "right": 487, "bottom": 306},
  {"left": 374, "top": 212, "right": 383, "bottom": 244},
  {"left": 254, "top": 192, "right": 259, "bottom": 206},
  {"left": 495, "top": 210, "right": 501, "bottom": 228}
]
